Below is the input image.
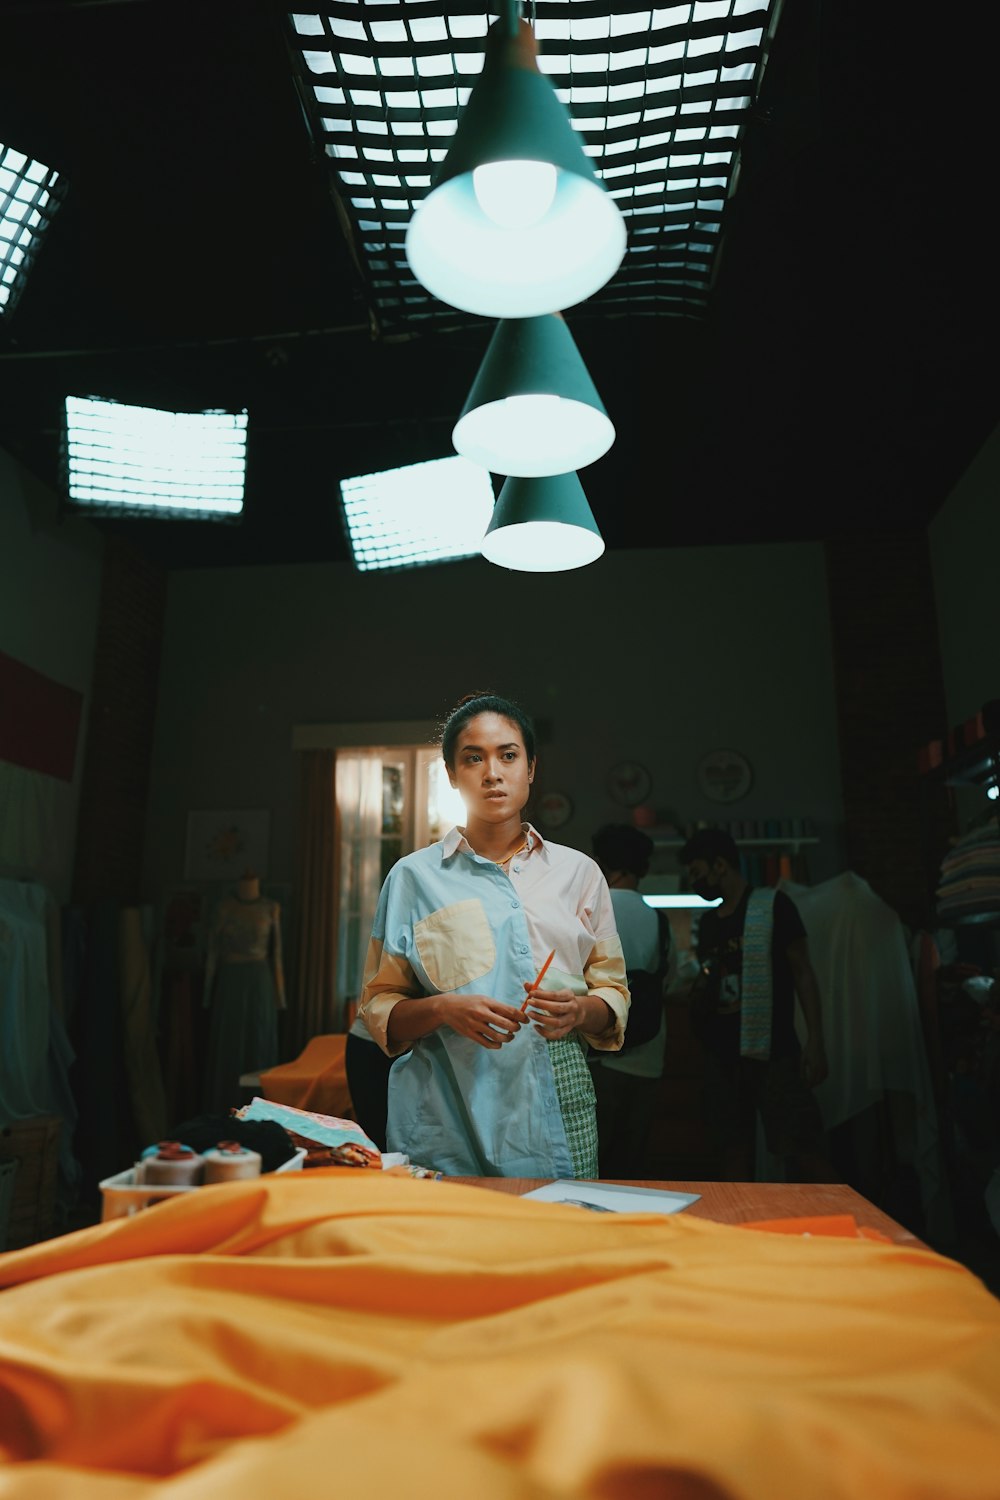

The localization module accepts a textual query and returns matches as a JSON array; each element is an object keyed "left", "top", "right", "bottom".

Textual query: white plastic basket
[{"left": 99, "top": 1147, "right": 308, "bottom": 1222}]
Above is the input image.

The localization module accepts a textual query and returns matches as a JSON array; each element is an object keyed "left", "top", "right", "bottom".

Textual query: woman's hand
[
  {"left": 523, "top": 984, "right": 608, "bottom": 1041},
  {"left": 445, "top": 995, "right": 526, "bottom": 1049}
]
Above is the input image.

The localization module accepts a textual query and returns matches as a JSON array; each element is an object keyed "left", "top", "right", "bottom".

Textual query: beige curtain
[
  {"left": 118, "top": 907, "right": 168, "bottom": 1146},
  {"left": 291, "top": 748, "right": 338, "bottom": 1052},
  {"left": 334, "top": 750, "right": 384, "bottom": 1027}
]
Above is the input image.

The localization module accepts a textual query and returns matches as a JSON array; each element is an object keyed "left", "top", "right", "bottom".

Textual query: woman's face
[{"left": 447, "top": 712, "right": 535, "bottom": 820}]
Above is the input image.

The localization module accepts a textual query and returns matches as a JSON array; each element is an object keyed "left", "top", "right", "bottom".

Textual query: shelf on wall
[
  {"left": 917, "top": 697, "right": 1000, "bottom": 791},
  {"left": 934, "top": 908, "right": 1000, "bottom": 928},
  {"left": 932, "top": 745, "right": 998, "bottom": 790},
  {"left": 654, "top": 837, "right": 820, "bottom": 853},
  {"left": 918, "top": 701, "right": 1000, "bottom": 936}
]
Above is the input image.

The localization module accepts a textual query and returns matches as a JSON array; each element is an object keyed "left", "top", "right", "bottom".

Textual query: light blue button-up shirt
[{"left": 359, "top": 824, "right": 628, "bottom": 1176}]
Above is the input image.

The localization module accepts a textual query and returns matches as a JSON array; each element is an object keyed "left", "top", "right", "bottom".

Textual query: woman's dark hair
[{"left": 439, "top": 691, "right": 536, "bottom": 768}]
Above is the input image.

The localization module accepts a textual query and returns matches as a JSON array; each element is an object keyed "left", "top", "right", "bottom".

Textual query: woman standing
[{"left": 357, "top": 692, "right": 629, "bottom": 1177}]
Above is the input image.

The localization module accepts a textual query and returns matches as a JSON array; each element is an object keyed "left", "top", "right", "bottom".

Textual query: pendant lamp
[
  {"left": 480, "top": 471, "right": 605, "bottom": 572},
  {"left": 452, "top": 313, "right": 615, "bottom": 476},
  {"left": 405, "top": 7, "right": 626, "bottom": 318}
]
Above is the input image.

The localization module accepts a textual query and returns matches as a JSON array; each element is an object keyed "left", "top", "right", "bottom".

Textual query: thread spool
[
  {"left": 202, "top": 1140, "right": 263, "bottom": 1183},
  {"left": 140, "top": 1141, "right": 204, "bottom": 1187}
]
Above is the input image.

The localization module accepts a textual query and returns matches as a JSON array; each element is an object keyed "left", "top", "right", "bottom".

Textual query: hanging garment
[
  {"left": 780, "top": 872, "right": 952, "bottom": 1243},
  {"left": 202, "top": 894, "right": 285, "bottom": 1115}
]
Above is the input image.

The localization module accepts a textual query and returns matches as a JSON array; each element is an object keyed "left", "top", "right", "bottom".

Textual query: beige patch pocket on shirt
[{"left": 413, "top": 899, "right": 496, "bottom": 993}]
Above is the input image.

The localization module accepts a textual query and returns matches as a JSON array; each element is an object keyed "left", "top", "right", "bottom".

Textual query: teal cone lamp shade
[
  {"left": 452, "top": 313, "right": 615, "bottom": 476},
  {"left": 480, "top": 471, "right": 605, "bottom": 572},
  {"left": 405, "top": 17, "right": 626, "bottom": 318}
]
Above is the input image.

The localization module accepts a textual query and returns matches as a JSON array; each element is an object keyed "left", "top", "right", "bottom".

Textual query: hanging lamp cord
[{"left": 499, "top": 0, "right": 521, "bottom": 38}]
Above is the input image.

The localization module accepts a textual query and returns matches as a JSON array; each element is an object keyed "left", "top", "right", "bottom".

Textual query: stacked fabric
[
  {"left": 936, "top": 820, "right": 1000, "bottom": 922},
  {"left": 236, "top": 1095, "right": 382, "bottom": 1168}
]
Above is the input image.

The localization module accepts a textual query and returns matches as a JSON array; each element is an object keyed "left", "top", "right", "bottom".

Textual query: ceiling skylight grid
[
  {"left": 287, "top": 0, "right": 782, "bottom": 333},
  {"left": 338, "top": 454, "right": 497, "bottom": 572},
  {"left": 0, "top": 140, "right": 66, "bottom": 320},
  {"left": 62, "top": 397, "right": 248, "bottom": 522}
]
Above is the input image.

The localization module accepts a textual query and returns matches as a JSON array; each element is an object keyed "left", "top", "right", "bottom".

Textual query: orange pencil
[{"left": 521, "top": 948, "right": 556, "bottom": 1011}]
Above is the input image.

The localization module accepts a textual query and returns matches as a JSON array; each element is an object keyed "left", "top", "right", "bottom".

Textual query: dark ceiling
[{"left": 1, "top": 0, "right": 998, "bottom": 571}]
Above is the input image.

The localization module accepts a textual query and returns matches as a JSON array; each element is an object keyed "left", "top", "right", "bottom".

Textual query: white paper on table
[{"left": 521, "top": 1180, "right": 700, "bottom": 1215}]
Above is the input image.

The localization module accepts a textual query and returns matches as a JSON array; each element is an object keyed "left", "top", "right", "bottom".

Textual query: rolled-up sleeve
[
  {"left": 581, "top": 933, "right": 630, "bottom": 1051},
  {"left": 357, "top": 937, "right": 423, "bottom": 1057}
]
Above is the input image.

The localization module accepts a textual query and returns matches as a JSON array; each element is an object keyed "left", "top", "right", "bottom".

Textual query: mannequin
[{"left": 202, "top": 869, "right": 285, "bottom": 1113}]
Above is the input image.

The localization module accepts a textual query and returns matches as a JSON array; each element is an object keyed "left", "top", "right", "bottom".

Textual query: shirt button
[
  {"left": 519, "top": 944, "right": 529, "bottom": 955},
  {"left": 511, "top": 900, "right": 520, "bottom": 909}
]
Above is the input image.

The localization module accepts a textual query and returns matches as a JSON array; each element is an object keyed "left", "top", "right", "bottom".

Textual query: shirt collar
[{"left": 442, "top": 822, "right": 544, "bottom": 860}]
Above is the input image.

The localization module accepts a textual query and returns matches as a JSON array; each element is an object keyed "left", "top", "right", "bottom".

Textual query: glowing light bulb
[{"left": 473, "top": 159, "right": 557, "bottom": 229}]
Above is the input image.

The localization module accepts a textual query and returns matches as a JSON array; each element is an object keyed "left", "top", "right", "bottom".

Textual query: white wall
[
  {"left": 0, "top": 446, "right": 103, "bottom": 899},
  {"left": 143, "top": 540, "right": 846, "bottom": 904}
]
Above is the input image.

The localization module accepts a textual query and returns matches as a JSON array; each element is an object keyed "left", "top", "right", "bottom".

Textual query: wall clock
[
  {"left": 536, "top": 791, "right": 574, "bottom": 829},
  {"left": 606, "top": 761, "right": 652, "bottom": 807},
  {"left": 697, "top": 749, "right": 753, "bottom": 803}
]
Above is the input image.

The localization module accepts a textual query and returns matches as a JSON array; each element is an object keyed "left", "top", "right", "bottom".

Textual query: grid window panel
[
  {"left": 0, "top": 142, "right": 66, "bottom": 319},
  {"left": 287, "top": 1, "right": 783, "bottom": 335},
  {"left": 338, "top": 454, "right": 496, "bottom": 572},
  {"left": 63, "top": 397, "right": 248, "bottom": 521}
]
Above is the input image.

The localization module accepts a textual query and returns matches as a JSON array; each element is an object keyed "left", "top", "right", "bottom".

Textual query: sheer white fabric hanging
[
  {"left": 334, "top": 751, "right": 384, "bottom": 1027},
  {"left": 780, "top": 872, "right": 954, "bottom": 1245},
  {"left": 0, "top": 762, "right": 67, "bottom": 891}
]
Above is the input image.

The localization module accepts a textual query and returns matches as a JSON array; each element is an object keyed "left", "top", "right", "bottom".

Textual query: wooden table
[{"left": 445, "top": 1177, "right": 928, "bottom": 1249}]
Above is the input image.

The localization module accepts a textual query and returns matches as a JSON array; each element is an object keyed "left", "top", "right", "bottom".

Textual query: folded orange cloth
[
  {"left": 258, "top": 1033, "right": 351, "bottom": 1118},
  {"left": 1, "top": 1173, "right": 998, "bottom": 1500}
]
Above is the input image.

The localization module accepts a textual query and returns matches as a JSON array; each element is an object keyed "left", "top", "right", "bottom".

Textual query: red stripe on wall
[{"left": 0, "top": 650, "right": 84, "bottom": 782}]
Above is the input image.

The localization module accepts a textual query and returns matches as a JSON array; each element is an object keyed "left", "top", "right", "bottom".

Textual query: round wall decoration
[
  {"left": 697, "top": 749, "right": 753, "bottom": 803},
  {"left": 606, "top": 761, "right": 652, "bottom": 807},
  {"left": 536, "top": 790, "right": 574, "bottom": 829}
]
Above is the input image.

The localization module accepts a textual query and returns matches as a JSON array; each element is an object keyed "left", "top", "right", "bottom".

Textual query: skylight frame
[
  {"left": 62, "top": 396, "right": 249, "bottom": 523},
  {"left": 286, "top": 0, "right": 783, "bottom": 335},
  {"left": 338, "top": 453, "right": 497, "bottom": 573},
  {"left": 0, "top": 140, "right": 66, "bottom": 320}
]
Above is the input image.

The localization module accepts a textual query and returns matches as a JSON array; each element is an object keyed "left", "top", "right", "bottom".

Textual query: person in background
[
  {"left": 344, "top": 1020, "right": 397, "bottom": 1153},
  {"left": 356, "top": 691, "right": 630, "bottom": 1177},
  {"left": 680, "top": 827, "right": 833, "bottom": 1183},
  {"left": 589, "top": 823, "right": 674, "bottom": 1178}
]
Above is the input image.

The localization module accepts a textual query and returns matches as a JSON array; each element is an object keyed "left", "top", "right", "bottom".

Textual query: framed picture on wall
[
  {"left": 606, "top": 761, "right": 652, "bottom": 807},
  {"left": 696, "top": 749, "right": 753, "bottom": 803},
  {"left": 184, "top": 810, "right": 270, "bottom": 882},
  {"left": 536, "top": 790, "right": 574, "bottom": 829}
]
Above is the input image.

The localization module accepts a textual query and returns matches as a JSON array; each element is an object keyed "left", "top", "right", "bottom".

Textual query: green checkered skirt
[{"left": 549, "top": 1034, "right": 598, "bottom": 1178}]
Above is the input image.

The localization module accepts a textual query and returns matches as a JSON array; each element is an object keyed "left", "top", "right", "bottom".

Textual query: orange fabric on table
[
  {"left": 1, "top": 1173, "right": 999, "bottom": 1500},
  {"left": 741, "top": 1213, "right": 893, "bottom": 1243},
  {"left": 258, "top": 1033, "right": 352, "bottom": 1118}
]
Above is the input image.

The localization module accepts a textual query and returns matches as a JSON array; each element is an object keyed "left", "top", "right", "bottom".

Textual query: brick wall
[
  {"left": 72, "top": 536, "right": 167, "bottom": 904},
  {"left": 823, "top": 530, "right": 954, "bottom": 928}
]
